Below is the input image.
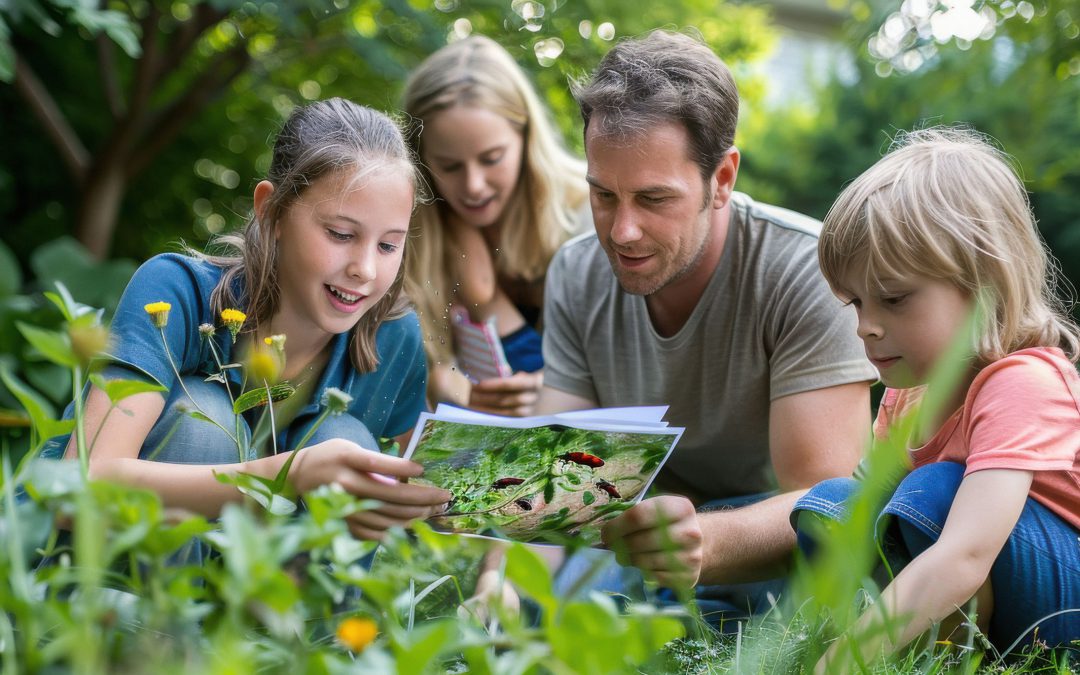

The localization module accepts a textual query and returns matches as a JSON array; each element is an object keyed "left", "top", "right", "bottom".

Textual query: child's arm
[
  {"left": 818, "top": 468, "right": 1033, "bottom": 672},
  {"left": 69, "top": 386, "right": 450, "bottom": 539}
]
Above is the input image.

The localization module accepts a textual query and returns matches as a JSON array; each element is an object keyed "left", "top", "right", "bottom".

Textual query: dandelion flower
[
  {"left": 144, "top": 302, "right": 172, "bottom": 328},
  {"left": 264, "top": 334, "right": 286, "bottom": 354},
  {"left": 69, "top": 323, "right": 109, "bottom": 366},
  {"left": 198, "top": 323, "right": 216, "bottom": 338},
  {"left": 335, "top": 617, "right": 378, "bottom": 652},
  {"left": 220, "top": 308, "right": 247, "bottom": 343},
  {"left": 322, "top": 387, "right": 353, "bottom": 415},
  {"left": 247, "top": 346, "right": 280, "bottom": 384}
]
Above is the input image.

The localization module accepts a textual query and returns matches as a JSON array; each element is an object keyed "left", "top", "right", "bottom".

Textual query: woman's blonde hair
[
  {"left": 819, "top": 126, "right": 1080, "bottom": 365},
  {"left": 196, "top": 98, "right": 422, "bottom": 373},
  {"left": 402, "top": 35, "right": 588, "bottom": 363}
]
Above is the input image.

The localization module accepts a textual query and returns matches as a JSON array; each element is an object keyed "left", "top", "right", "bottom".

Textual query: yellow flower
[
  {"left": 246, "top": 345, "right": 280, "bottom": 384},
  {"left": 263, "top": 333, "right": 286, "bottom": 354},
  {"left": 220, "top": 308, "right": 247, "bottom": 343},
  {"left": 144, "top": 302, "right": 172, "bottom": 328},
  {"left": 336, "top": 617, "right": 378, "bottom": 652},
  {"left": 69, "top": 323, "right": 109, "bottom": 367}
]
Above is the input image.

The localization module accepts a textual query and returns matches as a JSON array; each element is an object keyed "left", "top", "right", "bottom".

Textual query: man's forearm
[{"left": 697, "top": 489, "right": 806, "bottom": 585}]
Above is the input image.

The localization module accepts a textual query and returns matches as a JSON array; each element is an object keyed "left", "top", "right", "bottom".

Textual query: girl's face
[
  {"left": 421, "top": 104, "right": 524, "bottom": 229},
  {"left": 264, "top": 168, "right": 413, "bottom": 343},
  {"left": 836, "top": 268, "right": 973, "bottom": 389}
]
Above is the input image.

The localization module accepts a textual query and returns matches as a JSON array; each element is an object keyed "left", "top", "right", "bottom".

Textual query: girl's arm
[
  {"left": 818, "top": 468, "right": 1033, "bottom": 672},
  {"left": 68, "top": 386, "right": 450, "bottom": 538}
]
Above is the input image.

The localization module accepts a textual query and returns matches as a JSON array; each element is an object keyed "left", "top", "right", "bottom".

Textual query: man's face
[{"left": 585, "top": 121, "right": 717, "bottom": 296}]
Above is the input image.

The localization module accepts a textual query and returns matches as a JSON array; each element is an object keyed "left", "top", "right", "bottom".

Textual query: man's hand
[
  {"left": 600, "top": 495, "right": 704, "bottom": 589},
  {"left": 468, "top": 371, "right": 544, "bottom": 417}
]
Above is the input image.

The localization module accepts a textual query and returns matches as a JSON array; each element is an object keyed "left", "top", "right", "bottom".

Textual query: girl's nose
[
  {"left": 348, "top": 246, "right": 377, "bottom": 284},
  {"left": 465, "top": 165, "right": 485, "bottom": 195}
]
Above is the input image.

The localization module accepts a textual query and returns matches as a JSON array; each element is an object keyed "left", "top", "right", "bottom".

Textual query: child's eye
[
  {"left": 480, "top": 152, "right": 504, "bottom": 166},
  {"left": 378, "top": 242, "right": 399, "bottom": 254},
  {"left": 882, "top": 294, "right": 909, "bottom": 306},
  {"left": 438, "top": 163, "right": 462, "bottom": 173},
  {"left": 327, "top": 229, "right": 353, "bottom": 242}
]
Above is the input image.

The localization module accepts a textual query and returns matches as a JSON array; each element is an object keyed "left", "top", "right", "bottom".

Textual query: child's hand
[
  {"left": 600, "top": 495, "right": 704, "bottom": 589},
  {"left": 469, "top": 371, "right": 544, "bottom": 417},
  {"left": 289, "top": 440, "right": 451, "bottom": 540},
  {"left": 458, "top": 568, "right": 521, "bottom": 626}
]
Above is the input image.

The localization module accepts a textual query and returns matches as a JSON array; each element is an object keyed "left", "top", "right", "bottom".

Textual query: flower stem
[
  {"left": 158, "top": 328, "right": 237, "bottom": 445},
  {"left": 72, "top": 363, "right": 88, "bottom": 475}
]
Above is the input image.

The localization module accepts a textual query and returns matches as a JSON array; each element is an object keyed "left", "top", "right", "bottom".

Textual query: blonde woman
[{"left": 403, "top": 35, "right": 588, "bottom": 416}]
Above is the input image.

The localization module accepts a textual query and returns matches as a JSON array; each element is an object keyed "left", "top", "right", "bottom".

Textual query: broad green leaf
[
  {"left": 25, "top": 361, "right": 71, "bottom": 405},
  {"left": 392, "top": 620, "right": 455, "bottom": 675},
  {"left": 233, "top": 382, "right": 296, "bottom": 414},
  {"left": 88, "top": 373, "right": 166, "bottom": 404},
  {"left": 16, "top": 322, "right": 76, "bottom": 367},
  {"left": 505, "top": 543, "right": 554, "bottom": 609},
  {"left": 581, "top": 490, "right": 595, "bottom": 506},
  {"left": 0, "top": 362, "right": 73, "bottom": 451}
]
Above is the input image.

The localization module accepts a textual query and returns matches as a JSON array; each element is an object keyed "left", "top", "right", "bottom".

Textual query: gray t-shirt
[{"left": 543, "top": 192, "right": 876, "bottom": 503}]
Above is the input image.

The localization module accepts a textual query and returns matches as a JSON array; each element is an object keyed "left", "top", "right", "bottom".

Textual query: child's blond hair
[{"left": 819, "top": 126, "right": 1080, "bottom": 364}]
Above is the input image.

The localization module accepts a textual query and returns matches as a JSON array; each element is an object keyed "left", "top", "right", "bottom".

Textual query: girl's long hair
[
  {"left": 195, "top": 98, "right": 423, "bottom": 372},
  {"left": 402, "top": 35, "right": 588, "bottom": 363},
  {"left": 819, "top": 126, "right": 1080, "bottom": 365}
]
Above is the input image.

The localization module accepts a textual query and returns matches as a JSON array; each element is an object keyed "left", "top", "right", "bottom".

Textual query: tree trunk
[{"left": 76, "top": 160, "right": 127, "bottom": 260}]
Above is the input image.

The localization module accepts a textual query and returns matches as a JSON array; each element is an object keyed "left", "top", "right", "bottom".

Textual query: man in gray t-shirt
[{"left": 536, "top": 30, "right": 875, "bottom": 593}]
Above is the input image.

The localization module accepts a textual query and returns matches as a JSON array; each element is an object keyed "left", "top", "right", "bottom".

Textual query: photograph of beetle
[{"left": 405, "top": 420, "right": 679, "bottom": 546}]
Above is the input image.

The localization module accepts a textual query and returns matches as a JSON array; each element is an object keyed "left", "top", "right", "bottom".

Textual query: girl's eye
[
  {"left": 883, "top": 294, "right": 910, "bottom": 306},
  {"left": 327, "top": 229, "right": 353, "bottom": 242},
  {"left": 437, "top": 163, "right": 461, "bottom": 173},
  {"left": 481, "top": 152, "right": 504, "bottom": 166},
  {"left": 378, "top": 242, "right": 399, "bottom": 254}
]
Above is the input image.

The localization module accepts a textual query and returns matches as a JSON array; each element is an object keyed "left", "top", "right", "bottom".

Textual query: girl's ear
[{"left": 253, "top": 180, "right": 275, "bottom": 234}]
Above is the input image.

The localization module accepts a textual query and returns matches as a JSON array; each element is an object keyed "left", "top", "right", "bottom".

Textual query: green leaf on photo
[{"left": 582, "top": 490, "right": 595, "bottom": 506}]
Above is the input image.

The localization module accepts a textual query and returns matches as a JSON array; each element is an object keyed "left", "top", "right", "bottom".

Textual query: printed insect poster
[{"left": 402, "top": 407, "right": 682, "bottom": 546}]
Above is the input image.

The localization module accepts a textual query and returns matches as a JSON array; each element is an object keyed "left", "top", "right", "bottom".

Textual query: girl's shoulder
[
  {"left": 972, "top": 347, "right": 1080, "bottom": 398},
  {"left": 134, "top": 253, "right": 225, "bottom": 291}
]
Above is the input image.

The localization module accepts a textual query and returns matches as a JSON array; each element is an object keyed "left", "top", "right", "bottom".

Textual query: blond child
[{"left": 793, "top": 127, "right": 1080, "bottom": 665}]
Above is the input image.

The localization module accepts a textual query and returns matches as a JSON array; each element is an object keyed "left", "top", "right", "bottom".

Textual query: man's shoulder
[
  {"left": 550, "top": 233, "right": 613, "bottom": 289},
  {"left": 733, "top": 192, "right": 822, "bottom": 241}
]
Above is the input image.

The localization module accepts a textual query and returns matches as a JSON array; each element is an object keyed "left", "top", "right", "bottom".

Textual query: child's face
[
  {"left": 421, "top": 104, "right": 524, "bottom": 229},
  {"left": 271, "top": 169, "right": 412, "bottom": 342},
  {"left": 836, "top": 269, "right": 972, "bottom": 389}
]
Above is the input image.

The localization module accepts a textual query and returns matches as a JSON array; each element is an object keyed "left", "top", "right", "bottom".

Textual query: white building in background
[{"left": 750, "top": 0, "right": 857, "bottom": 105}]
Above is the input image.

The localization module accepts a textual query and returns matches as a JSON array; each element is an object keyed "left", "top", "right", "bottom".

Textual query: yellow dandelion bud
[
  {"left": 246, "top": 346, "right": 280, "bottom": 384},
  {"left": 264, "top": 333, "right": 286, "bottom": 354},
  {"left": 69, "top": 323, "right": 109, "bottom": 367},
  {"left": 336, "top": 617, "right": 378, "bottom": 653},
  {"left": 144, "top": 302, "right": 172, "bottom": 328},
  {"left": 220, "top": 308, "right": 247, "bottom": 343}
]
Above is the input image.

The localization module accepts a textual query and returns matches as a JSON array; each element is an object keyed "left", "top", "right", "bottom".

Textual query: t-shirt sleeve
[
  {"left": 964, "top": 354, "right": 1080, "bottom": 474},
  {"left": 765, "top": 244, "right": 877, "bottom": 399},
  {"left": 105, "top": 255, "right": 209, "bottom": 393},
  {"left": 380, "top": 313, "right": 429, "bottom": 438},
  {"left": 540, "top": 243, "right": 597, "bottom": 400}
]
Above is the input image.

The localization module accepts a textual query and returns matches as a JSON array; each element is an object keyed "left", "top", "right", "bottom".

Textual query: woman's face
[
  {"left": 265, "top": 168, "right": 413, "bottom": 343},
  {"left": 421, "top": 104, "right": 525, "bottom": 229}
]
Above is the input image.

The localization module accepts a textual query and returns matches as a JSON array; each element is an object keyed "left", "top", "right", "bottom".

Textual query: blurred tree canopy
[
  {"left": 0, "top": 0, "right": 772, "bottom": 264},
  {"left": 737, "top": 0, "right": 1080, "bottom": 293}
]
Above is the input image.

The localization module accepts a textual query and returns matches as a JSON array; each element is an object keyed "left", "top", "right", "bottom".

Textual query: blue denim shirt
[{"left": 48, "top": 253, "right": 426, "bottom": 454}]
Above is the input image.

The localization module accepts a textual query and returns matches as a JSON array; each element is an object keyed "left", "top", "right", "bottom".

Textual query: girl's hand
[
  {"left": 469, "top": 371, "right": 544, "bottom": 417},
  {"left": 288, "top": 439, "right": 451, "bottom": 540}
]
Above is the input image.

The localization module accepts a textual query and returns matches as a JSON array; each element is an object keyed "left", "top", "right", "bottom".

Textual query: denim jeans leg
[
  {"left": 790, "top": 477, "right": 861, "bottom": 558},
  {"left": 141, "top": 375, "right": 252, "bottom": 465},
  {"left": 881, "top": 461, "right": 1080, "bottom": 650},
  {"left": 295, "top": 413, "right": 378, "bottom": 451}
]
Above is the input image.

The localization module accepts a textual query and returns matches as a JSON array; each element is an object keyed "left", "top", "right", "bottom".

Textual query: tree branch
[
  {"left": 96, "top": 33, "right": 125, "bottom": 119},
  {"left": 127, "top": 42, "right": 251, "bottom": 178},
  {"left": 128, "top": 4, "right": 162, "bottom": 119},
  {"left": 13, "top": 53, "right": 89, "bottom": 182},
  {"left": 154, "top": 3, "right": 229, "bottom": 86}
]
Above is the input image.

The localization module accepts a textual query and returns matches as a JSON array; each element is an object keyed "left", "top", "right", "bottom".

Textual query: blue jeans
[
  {"left": 792, "top": 462, "right": 1080, "bottom": 650},
  {"left": 553, "top": 493, "right": 785, "bottom": 632},
  {"left": 38, "top": 375, "right": 378, "bottom": 566}
]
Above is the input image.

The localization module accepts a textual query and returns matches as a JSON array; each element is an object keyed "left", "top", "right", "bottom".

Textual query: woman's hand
[
  {"left": 469, "top": 371, "right": 544, "bottom": 417},
  {"left": 288, "top": 439, "right": 451, "bottom": 540}
]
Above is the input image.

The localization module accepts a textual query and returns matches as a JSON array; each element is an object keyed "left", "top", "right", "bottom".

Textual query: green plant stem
[
  {"left": 263, "top": 379, "right": 278, "bottom": 456},
  {"left": 87, "top": 404, "right": 116, "bottom": 456},
  {"left": 207, "top": 338, "right": 246, "bottom": 463},
  {"left": 157, "top": 327, "right": 237, "bottom": 446},
  {"left": 72, "top": 363, "right": 88, "bottom": 474},
  {"left": 291, "top": 408, "right": 331, "bottom": 451}
]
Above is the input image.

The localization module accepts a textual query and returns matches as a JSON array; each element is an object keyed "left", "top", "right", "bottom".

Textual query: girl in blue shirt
[{"left": 54, "top": 98, "right": 449, "bottom": 541}]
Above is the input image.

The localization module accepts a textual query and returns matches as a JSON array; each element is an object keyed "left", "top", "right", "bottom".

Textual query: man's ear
[
  {"left": 253, "top": 180, "right": 275, "bottom": 231},
  {"left": 711, "top": 147, "right": 740, "bottom": 209}
]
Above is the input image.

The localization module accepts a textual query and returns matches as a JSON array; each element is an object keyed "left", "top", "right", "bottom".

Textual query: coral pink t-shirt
[{"left": 874, "top": 347, "right": 1080, "bottom": 532}]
